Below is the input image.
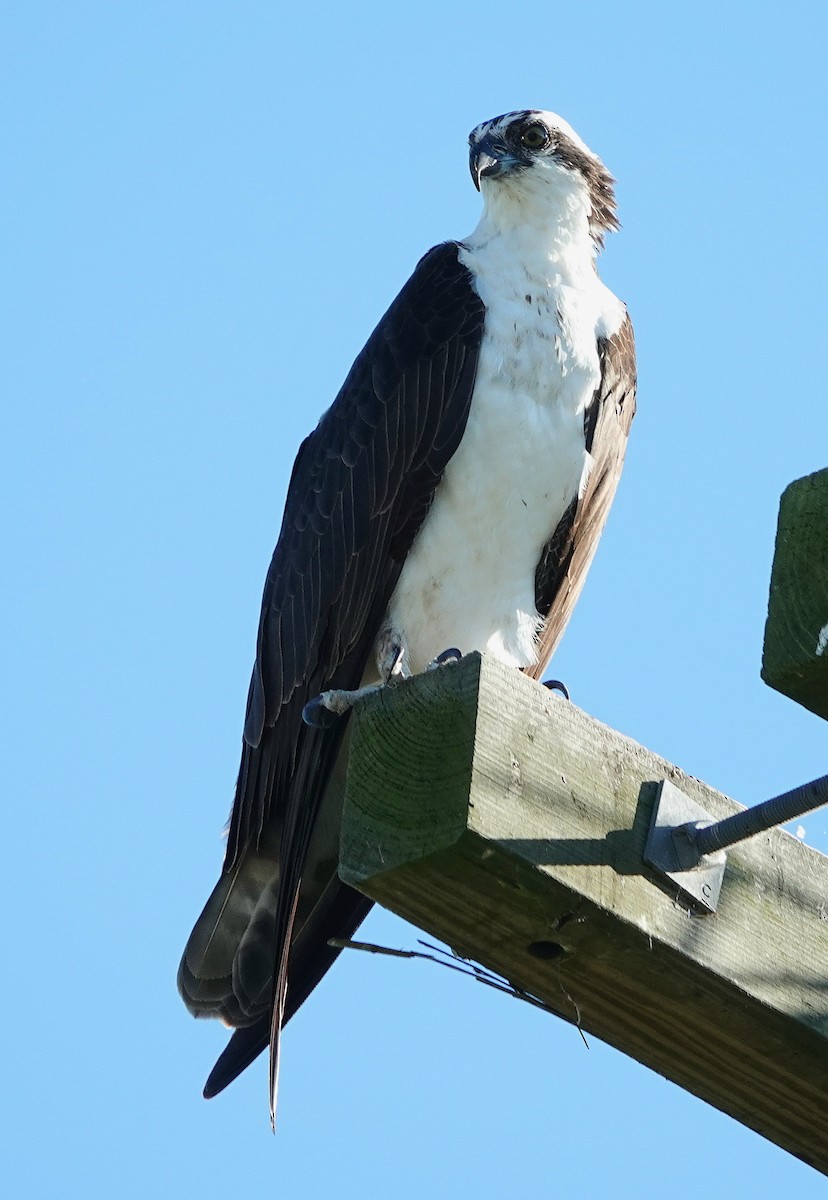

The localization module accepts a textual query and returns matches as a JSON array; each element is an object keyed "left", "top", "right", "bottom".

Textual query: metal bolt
[{"left": 689, "top": 773, "right": 828, "bottom": 858}]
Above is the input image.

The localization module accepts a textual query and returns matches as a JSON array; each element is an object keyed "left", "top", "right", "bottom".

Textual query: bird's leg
[
  {"left": 375, "top": 631, "right": 409, "bottom": 682},
  {"left": 302, "top": 636, "right": 410, "bottom": 729}
]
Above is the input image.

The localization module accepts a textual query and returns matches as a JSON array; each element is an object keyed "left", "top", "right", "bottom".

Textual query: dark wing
[
  {"left": 527, "top": 313, "right": 636, "bottom": 678},
  {"left": 178, "top": 242, "right": 485, "bottom": 1108}
]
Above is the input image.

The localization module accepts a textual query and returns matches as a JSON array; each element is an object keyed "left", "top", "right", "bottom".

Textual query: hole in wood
[{"left": 526, "top": 940, "right": 565, "bottom": 961}]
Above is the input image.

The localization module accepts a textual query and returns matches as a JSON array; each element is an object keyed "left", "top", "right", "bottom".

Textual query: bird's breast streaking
[{"left": 385, "top": 228, "right": 626, "bottom": 676}]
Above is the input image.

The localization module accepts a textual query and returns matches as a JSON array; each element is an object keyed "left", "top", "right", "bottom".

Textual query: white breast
[{"left": 384, "top": 230, "right": 625, "bottom": 676}]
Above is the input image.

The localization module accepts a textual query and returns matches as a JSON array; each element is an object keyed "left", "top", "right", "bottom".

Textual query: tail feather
[
  {"left": 198, "top": 881, "right": 374, "bottom": 1099},
  {"left": 203, "top": 1021, "right": 270, "bottom": 1099},
  {"left": 180, "top": 716, "right": 375, "bottom": 1108},
  {"left": 269, "top": 885, "right": 301, "bottom": 1128},
  {"left": 178, "top": 851, "right": 278, "bottom": 1024}
]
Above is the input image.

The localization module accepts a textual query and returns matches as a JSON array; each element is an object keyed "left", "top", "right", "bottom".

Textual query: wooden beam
[
  {"left": 762, "top": 467, "right": 828, "bottom": 720},
  {"left": 340, "top": 653, "right": 828, "bottom": 1174}
]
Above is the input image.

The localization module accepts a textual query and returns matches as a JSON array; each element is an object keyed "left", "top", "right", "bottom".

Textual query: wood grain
[
  {"left": 341, "top": 653, "right": 828, "bottom": 1174},
  {"left": 762, "top": 468, "right": 828, "bottom": 720}
]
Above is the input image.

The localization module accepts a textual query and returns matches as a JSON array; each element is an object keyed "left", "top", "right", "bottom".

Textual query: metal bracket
[{"left": 643, "top": 780, "right": 727, "bottom": 914}]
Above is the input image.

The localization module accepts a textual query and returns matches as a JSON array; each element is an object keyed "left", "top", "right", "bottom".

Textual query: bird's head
[{"left": 468, "top": 110, "right": 618, "bottom": 248}]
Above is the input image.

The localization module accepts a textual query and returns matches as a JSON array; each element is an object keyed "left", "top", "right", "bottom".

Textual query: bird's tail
[
  {"left": 178, "top": 850, "right": 280, "bottom": 1027},
  {"left": 203, "top": 1020, "right": 269, "bottom": 1098},
  {"left": 180, "top": 850, "right": 374, "bottom": 1101}
]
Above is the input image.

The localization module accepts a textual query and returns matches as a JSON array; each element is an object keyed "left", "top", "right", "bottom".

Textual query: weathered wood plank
[
  {"left": 340, "top": 653, "right": 828, "bottom": 1174},
  {"left": 762, "top": 468, "right": 828, "bottom": 720}
]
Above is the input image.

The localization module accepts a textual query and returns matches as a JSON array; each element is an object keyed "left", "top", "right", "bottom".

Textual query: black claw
[
  {"left": 435, "top": 647, "right": 463, "bottom": 665},
  {"left": 543, "top": 679, "right": 571, "bottom": 701},
  {"left": 387, "top": 644, "right": 405, "bottom": 680},
  {"left": 302, "top": 695, "right": 343, "bottom": 729}
]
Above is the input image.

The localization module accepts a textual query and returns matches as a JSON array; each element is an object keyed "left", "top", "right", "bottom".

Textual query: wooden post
[
  {"left": 762, "top": 467, "right": 828, "bottom": 720},
  {"left": 340, "top": 652, "right": 828, "bottom": 1174}
]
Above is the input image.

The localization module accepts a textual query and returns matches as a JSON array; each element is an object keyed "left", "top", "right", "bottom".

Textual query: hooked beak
[{"left": 469, "top": 137, "right": 511, "bottom": 191}]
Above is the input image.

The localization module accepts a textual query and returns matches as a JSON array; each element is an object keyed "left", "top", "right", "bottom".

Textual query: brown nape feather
[{"left": 551, "top": 129, "right": 619, "bottom": 249}]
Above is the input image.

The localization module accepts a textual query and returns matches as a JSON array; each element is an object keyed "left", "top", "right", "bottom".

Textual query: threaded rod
[{"left": 692, "top": 774, "right": 828, "bottom": 857}]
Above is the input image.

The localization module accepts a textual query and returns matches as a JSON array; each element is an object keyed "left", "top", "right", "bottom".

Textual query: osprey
[{"left": 179, "top": 109, "right": 636, "bottom": 1118}]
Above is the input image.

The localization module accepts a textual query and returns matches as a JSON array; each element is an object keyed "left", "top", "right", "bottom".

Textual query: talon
[
  {"left": 303, "top": 679, "right": 388, "bottom": 728},
  {"left": 376, "top": 631, "right": 410, "bottom": 682},
  {"left": 427, "top": 647, "right": 463, "bottom": 670},
  {"left": 302, "top": 694, "right": 346, "bottom": 729},
  {"left": 543, "top": 679, "right": 570, "bottom": 701},
  {"left": 386, "top": 644, "right": 406, "bottom": 680},
  {"left": 437, "top": 647, "right": 462, "bottom": 664}
]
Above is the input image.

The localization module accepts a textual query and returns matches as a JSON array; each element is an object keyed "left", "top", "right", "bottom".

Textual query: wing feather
[
  {"left": 528, "top": 314, "right": 637, "bottom": 678},
  {"left": 179, "top": 242, "right": 485, "bottom": 1104}
]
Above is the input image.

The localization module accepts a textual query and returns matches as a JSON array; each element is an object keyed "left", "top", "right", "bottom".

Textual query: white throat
[{"left": 466, "top": 171, "right": 598, "bottom": 288}]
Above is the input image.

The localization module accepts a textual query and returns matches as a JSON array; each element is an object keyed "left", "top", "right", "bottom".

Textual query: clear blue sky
[{"left": 3, "top": 2, "right": 827, "bottom": 1196}]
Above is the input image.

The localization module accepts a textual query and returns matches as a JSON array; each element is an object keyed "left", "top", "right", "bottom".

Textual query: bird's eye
[{"left": 519, "top": 123, "right": 549, "bottom": 151}]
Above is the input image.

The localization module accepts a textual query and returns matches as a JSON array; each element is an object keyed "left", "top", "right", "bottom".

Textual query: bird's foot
[
  {"left": 426, "top": 647, "right": 463, "bottom": 671},
  {"left": 543, "top": 678, "right": 571, "bottom": 701},
  {"left": 302, "top": 644, "right": 409, "bottom": 729},
  {"left": 302, "top": 683, "right": 385, "bottom": 728}
]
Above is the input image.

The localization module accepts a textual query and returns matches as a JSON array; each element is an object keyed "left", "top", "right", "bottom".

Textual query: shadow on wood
[{"left": 340, "top": 652, "right": 828, "bottom": 1175}]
